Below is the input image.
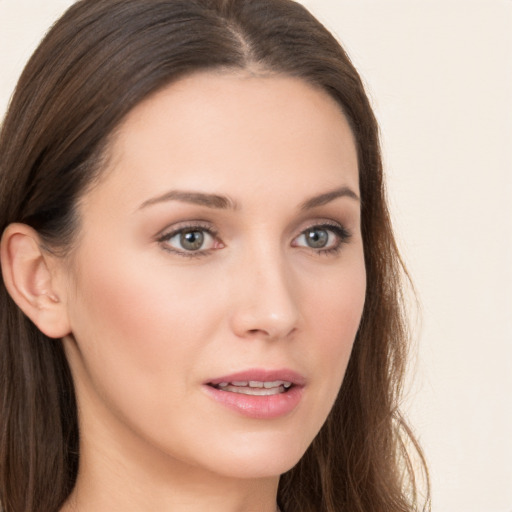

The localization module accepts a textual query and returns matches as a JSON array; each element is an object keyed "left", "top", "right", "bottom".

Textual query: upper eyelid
[
  {"left": 156, "top": 221, "right": 217, "bottom": 239},
  {"left": 296, "top": 219, "right": 350, "bottom": 235},
  {"left": 299, "top": 219, "right": 344, "bottom": 230}
]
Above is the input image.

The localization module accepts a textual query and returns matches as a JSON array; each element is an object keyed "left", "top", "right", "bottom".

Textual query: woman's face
[{"left": 61, "top": 72, "right": 366, "bottom": 481}]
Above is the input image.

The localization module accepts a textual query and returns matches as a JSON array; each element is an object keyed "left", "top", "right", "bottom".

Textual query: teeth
[
  {"left": 220, "top": 386, "right": 283, "bottom": 396},
  {"left": 264, "top": 380, "right": 288, "bottom": 388},
  {"left": 215, "top": 380, "right": 293, "bottom": 394}
]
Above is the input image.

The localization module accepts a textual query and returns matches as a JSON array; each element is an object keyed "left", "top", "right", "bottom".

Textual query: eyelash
[
  {"left": 157, "top": 221, "right": 352, "bottom": 259},
  {"left": 296, "top": 222, "right": 352, "bottom": 256},
  {"left": 157, "top": 222, "right": 219, "bottom": 259}
]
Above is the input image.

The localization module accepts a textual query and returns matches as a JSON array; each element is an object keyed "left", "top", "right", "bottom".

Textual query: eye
[
  {"left": 158, "top": 225, "right": 220, "bottom": 255},
  {"left": 293, "top": 224, "right": 350, "bottom": 253}
]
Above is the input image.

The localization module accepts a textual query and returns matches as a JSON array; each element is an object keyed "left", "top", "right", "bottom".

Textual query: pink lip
[{"left": 203, "top": 368, "right": 306, "bottom": 419}]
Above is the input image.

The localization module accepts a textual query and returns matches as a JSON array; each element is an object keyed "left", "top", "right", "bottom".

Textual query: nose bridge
[{"left": 229, "top": 237, "right": 300, "bottom": 340}]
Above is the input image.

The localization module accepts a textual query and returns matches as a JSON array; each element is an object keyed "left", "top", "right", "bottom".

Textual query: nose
[{"left": 228, "top": 246, "right": 300, "bottom": 341}]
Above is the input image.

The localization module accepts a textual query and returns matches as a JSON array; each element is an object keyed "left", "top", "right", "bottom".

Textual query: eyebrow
[
  {"left": 138, "top": 190, "right": 237, "bottom": 210},
  {"left": 299, "top": 186, "right": 360, "bottom": 210},
  {"left": 138, "top": 185, "right": 359, "bottom": 211}
]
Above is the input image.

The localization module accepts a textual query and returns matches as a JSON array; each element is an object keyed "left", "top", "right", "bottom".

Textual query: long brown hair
[{"left": 0, "top": 1, "right": 429, "bottom": 511}]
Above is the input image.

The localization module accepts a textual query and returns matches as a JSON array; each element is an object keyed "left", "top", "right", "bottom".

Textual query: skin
[{"left": 53, "top": 72, "right": 366, "bottom": 512}]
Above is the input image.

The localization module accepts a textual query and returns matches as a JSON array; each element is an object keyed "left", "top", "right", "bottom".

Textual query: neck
[{"left": 63, "top": 479, "right": 279, "bottom": 512}]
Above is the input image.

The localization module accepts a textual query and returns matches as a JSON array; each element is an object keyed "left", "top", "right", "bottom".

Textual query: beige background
[{"left": 1, "top": 1, "right": 511, "bottom": 510}]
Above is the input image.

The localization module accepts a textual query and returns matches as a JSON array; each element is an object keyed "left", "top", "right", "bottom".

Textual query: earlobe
[{"left": 0, "top": 223, "right": 71, "bottom": 339}]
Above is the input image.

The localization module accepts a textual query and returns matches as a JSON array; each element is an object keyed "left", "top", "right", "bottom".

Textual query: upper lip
[{"left": 206, "top": 368, "right": 306, "bottom": 387}]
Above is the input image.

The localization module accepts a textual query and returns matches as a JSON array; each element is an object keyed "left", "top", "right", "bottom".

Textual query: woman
[{"left": 0, "top": 1, "right": 429, "bottom": 511}]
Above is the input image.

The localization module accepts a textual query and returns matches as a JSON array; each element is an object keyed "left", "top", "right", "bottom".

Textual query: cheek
[
  {"left": 305, "top": 259, "right": 366, "bottom": 351},
  {"left": 292, "top": 253, "right": 366, "bottom": 368},
  {"left": 297, "top": 255, "right": 366, "bottom": 405},
  {"left": 64, "top": 249, "right": 231, "bottom": 462},
  {"left": 65, "top": 246, "right": 220, "bottom": 408}
]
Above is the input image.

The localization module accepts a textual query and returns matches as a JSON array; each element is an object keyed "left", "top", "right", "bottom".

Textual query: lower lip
[{"left": 203, "top": 385, "right": 303, "bottom": 419}]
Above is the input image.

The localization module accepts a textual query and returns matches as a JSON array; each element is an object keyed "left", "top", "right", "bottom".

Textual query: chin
[{"left": 186, "top": 428, "right": 314, "bottom": 480}]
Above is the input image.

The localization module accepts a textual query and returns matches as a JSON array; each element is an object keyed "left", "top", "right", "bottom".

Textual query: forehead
[{"left": 88, "top": 71, "right": 359, "bottom": 211}]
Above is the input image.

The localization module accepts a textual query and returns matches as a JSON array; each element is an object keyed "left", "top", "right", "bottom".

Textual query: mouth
[{"left": 204, "top": 369, "right": 305, "bottom": 419}]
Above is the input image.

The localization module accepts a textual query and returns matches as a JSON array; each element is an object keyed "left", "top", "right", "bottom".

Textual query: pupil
[
  {"left": 307, "top": 229, "right": 328, "bottom": 248},
  {"left": 181, "top": 231, "right": 204, "bottom": 250}
]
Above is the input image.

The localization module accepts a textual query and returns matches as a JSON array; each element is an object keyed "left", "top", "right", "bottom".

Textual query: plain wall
[{"left": 1, "top": 1, "right": 511, "bottom": 511}]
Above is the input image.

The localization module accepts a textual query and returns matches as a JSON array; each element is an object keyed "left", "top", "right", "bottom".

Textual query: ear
[{"left": 0, "top": 223, "right": 71, "bottom": 339}]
